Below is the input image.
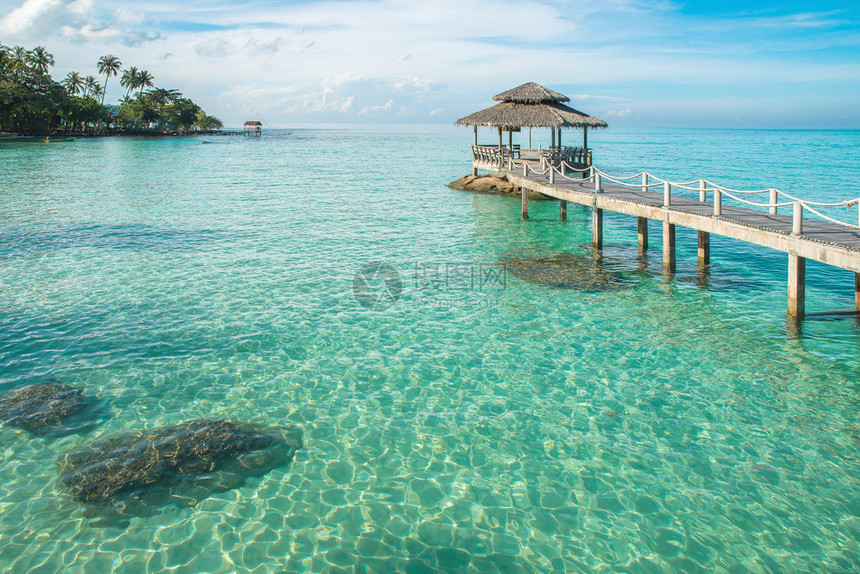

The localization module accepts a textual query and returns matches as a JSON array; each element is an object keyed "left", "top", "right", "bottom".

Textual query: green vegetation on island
[{"left": 0, "top": 44, "right": 223, "bottom": 135}]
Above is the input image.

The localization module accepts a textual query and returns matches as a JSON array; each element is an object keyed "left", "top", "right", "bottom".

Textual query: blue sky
[{"left": 1, "top": 0, "right": 858, "bottom": 128}]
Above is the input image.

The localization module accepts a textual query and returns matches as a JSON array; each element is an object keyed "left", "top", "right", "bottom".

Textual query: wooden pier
[
  {"left": 456, "top": 82, "right": 860, "bottom": 320},
  {"left": 482, "top": 152, "right": 860, "bottom": 319}
]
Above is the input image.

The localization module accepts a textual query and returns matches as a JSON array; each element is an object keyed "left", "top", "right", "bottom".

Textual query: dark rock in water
[
  {"left": 0, "top": 383, "right": 95, "bottom": 435},
  {"left": 57, "top": 418, "right": 302, "bottom": 522},
  {"left": 504, "top": 253, "right": 636, "bottom": 291},
  {"left": 449, "top": 174, "right": 550, "bottom": 200}
]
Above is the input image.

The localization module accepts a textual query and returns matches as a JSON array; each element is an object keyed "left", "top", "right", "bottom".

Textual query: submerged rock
[
  {"left": 504, "top": 253, "right": 637, "bottom": 292},
  {"left": 0, "top": 383, "right": 95, "bottom": 435},
  {"left": 449, "top": 174, "right": 550, "bottom": 200},
  {"left": 57, "top": 418, "right": 302, "bottom": 521}
]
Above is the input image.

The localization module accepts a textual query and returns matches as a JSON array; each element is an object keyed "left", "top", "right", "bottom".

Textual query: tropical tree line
[{"left": 0, "top": 44, "right": 223, "bottom": 134}]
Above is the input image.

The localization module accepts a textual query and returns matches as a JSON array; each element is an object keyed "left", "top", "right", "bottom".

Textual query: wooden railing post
[
  {"left": 642, "top": 173, "right": 648, "bottom": 193},
  {"left": 714, "top": 190, "right": 722, "bottom": 216},
  {"left": 769, "top": 189, "right": 778, "bottom": 215},
  {"left": 549, "top": 165, "right": 555, "bottom": 184},
  {"left": 792, "top": 202, "right": 803, "bottom": 235},
  {"left": 663, "top": 182, "right": 671, "bottom": 207},
  {"left": 523, "top": 163, "right": 528, "bottom": 177},
  {"left": 699, "top": 179, "right": 706, "bottom": 202},
  {"left": 594, "top": 173, "right": 601, "bottom": 193}
]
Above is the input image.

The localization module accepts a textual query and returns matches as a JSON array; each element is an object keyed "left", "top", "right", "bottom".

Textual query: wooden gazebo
[
  {"left": 243, "top": 121, "right": 262, "bottom": 137},
  {"left": 456, "top": 82, "right": 607, "bottom": 173}
]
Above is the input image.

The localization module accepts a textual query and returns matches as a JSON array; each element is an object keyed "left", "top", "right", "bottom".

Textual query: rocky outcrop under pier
[{"left": 448, "top": 174, "right": 551, "bottom": 200}]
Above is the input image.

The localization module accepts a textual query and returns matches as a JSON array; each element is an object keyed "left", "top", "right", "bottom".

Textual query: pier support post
[
  {"left": 637, "top": 217, "right": 648, "bottom": 253},
  {"left": 788, "top": 253, "right": 806, "bottom": 318},
  {"left": 593, "top": 207, "right": 603, "bottom": 249},
  {"left": 697, "top": 231, "right": 710, "bottom": 266},
  {"left": 560, "top": 200, "right": 567, "bottom": 221},
  {"left": 521, "top": 187, "right": 529, "bottom": 220},
  {"left": 663, "top": 222, "right": 676, "bottom": 274},
  {"left": 855, "top": 273, "right": 860, "bottom": 310}
]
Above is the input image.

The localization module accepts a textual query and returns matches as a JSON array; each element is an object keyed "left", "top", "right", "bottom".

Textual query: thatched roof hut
[
  {"left": 455, "top": 101, "right": 608, "bottom": 130},
  {"left": 493, "top": 82, "right": 569, "bottom": 104},
  {"left": 456, "top": 82, "right": 607, "bottom": 152},
  {"left": 456, "top": 82, "right": 607, "bottom": 130}
]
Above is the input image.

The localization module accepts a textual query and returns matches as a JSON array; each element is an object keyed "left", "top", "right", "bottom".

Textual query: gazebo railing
[
  {"left": 472, "top": 145, "right": 509, "bottom": 168},
  {"left": 540, "top": 147, "right": 591, "bottom": 170}
]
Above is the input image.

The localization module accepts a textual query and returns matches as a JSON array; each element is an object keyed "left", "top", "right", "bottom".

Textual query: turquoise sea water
[{"left": 0, "top": 126, "right": 859, "bottom": 572}]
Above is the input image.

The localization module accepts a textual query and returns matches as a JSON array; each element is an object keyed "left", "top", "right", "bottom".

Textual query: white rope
[
  {"left": 774, "top": 190, "right": 860, "bottom": 208},
  {"left": 703, "top": 180, "right": 774, "bottom": 195},
  {"left": 559, "top": 160, "right": 590, "bottom": 173},
  {"left": 719, "top": 190, "right": 795, "bottom": 209},
  {"left": 803, "top": 204, "right": 860, "bottom": 228},
  {"left": 554, "top": 168, "right": 589, "bottom": 182},
  {"left": 512, "top": 163, "right": 860, "bottom": 228},
  {"left": 594, "top": 169, "right": 643, "bottom": 181}
]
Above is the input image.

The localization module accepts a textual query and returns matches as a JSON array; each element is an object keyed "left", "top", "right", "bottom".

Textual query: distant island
[{"left": 0, "top": 44, "right": 223, "bottom": 136}]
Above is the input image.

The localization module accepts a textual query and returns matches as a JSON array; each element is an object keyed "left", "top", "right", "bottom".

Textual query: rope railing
[{"left": 508, "top": 161, "right": 860, "bottom": 233}]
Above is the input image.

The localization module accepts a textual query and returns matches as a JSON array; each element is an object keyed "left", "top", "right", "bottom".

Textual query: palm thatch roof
[
  {"left": 493, "top": 82, "right": 569, "bottom": 104},
  {"left": 455, "top": 101, "right": 608, "bottom": 130}
]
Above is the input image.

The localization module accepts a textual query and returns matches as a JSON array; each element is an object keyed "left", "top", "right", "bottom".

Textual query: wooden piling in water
[
  {"left": 697, "top": 231, "right": 710, "bottom": 266},
  {"left": 593, "top": 207, "right": 603, "bottom": 249},
  {"left": 663, "top": 222, "right": 676, "bottom": 273},
  {"left": 788, "top": 253, "right": 806, "bottom": 318},
  {"left": 560, "top": 200, "right": 567, "bottom": 221},
  {"left": 521, "top": 186, "right": 529, "bottom": 220},
  {"left": 855, "top": 273, "right": 860, "bottom": 309},
  {"left": 637, "top": 217, "right": 648, "bottom": 253}
]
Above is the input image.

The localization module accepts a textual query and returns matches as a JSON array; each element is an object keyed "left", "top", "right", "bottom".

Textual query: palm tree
[
  {"left": 11, "top": 46, "right": 28, "bottom": 66},
  {"left": 96, "top": 54, "right": 122, "bottom": 104},
  {"left": 91, "top": 84, "right": 105, "bottom": 103},
  {"left": 83, "top": 75, "right": 100, "bottom": 100},
  {"left": 63, "top": 71, "right": 83, "bottom": 95},
  {"left": 28, "top": 46, "right": 54, "bottom": 75},
  {"left": 149, "top": 88, "right": 182, "bottom": 106},
  {"left": 0, "top": 46, "right": 10, "bottom": 78},
  {"left": 135, "top": 69, "right": 154, "bottom": 97},
  {"left": 9, "top": 46, "right": 28, "bottom": 79},
  {"left": 120, "top": 66, "right": 139, "bottom": 98}
]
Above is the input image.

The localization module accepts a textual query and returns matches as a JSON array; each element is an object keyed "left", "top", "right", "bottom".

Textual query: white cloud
[
  {"left": 359, "top": 98, "right": 394, "bottom": 115},
  {"left": 604, "top": 108, "right": 632, "bottom": 118},
  {"left": 339, "top": 96, "right": 354, "bottom": 112},
  {"left": 0, "top": 0, "right": 92, "bottom": 37}
]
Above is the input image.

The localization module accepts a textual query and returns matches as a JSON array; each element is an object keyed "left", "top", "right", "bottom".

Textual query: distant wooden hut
[{"left": 243, "top": 121, "right": 262, "bottom": 137}]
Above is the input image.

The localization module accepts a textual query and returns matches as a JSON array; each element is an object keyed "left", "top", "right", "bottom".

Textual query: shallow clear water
[{"left": 0, "top": 127, "right": 859, "bottom": 572}]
